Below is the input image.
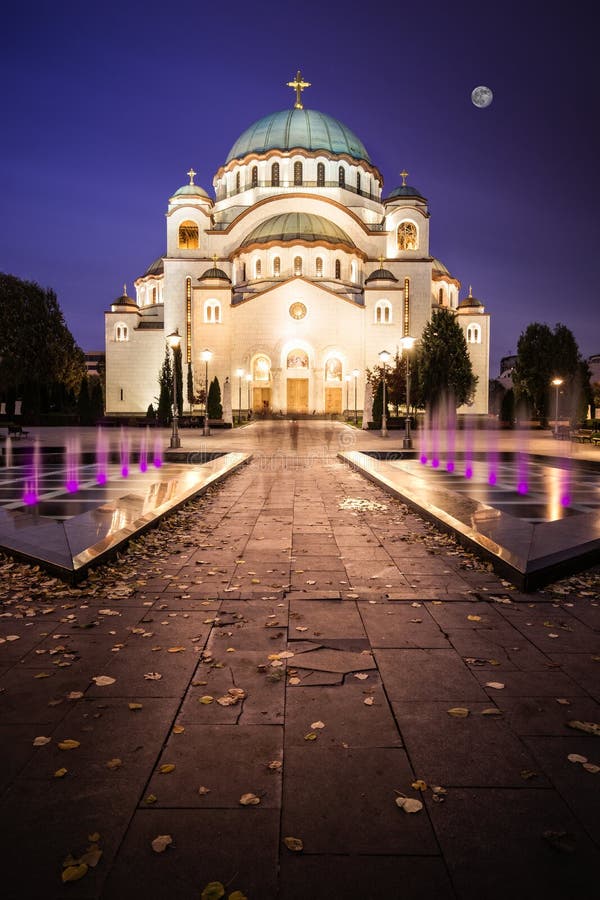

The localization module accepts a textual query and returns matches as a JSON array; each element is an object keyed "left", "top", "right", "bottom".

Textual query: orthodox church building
[{"left": 105, "top": 73, "right": 490, "bottom": 417}]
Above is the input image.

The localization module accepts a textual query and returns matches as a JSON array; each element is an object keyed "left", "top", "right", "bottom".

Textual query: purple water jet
[
  {"left": 65, "top": 437, "right": 80, "bottom": 493},
  {"left": 23, "top": 440, "right": 41, "bottom": 505},
  {"left": 139, "top": 428, "right": 149, "bottom": 472},
  {"left": 96, "top": 427, "right": 109, "bottom": 485},
  {"left": 153, "top": 434, "right": 163, "bottom": 468},
  {"left": 119, "top": 428, "right": 130, "bottom": 478}
]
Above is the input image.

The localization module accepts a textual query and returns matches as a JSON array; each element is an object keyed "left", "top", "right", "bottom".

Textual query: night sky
[{"left": 1, "top": 0, "right": 597, "bottom": 376}]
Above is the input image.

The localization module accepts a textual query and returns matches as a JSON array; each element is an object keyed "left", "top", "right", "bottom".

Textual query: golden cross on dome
[
  {"left": 212, "top": 254, "right": 218, "bottom": 266},
  {"left": 123, "top": 283, "right": 127, "bottom": 296},
  {"left": 287, "top": 70, "right": 311, "bottom": 109},
  {"left": 187, "top": 168, "right": 196, "bottom": 185},
  {"left": 400, "top": 169, "right": 409, "bottom": 186},
  {"left": 378, "top": 254, "right": 385, "bottom": 267},
  {"left": 468, "top": 284, "right": 473, "bottom": 297}
]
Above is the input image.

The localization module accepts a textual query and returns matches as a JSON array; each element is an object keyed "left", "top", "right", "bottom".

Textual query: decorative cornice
[{"left": 214, "top": 147, "right": 383, "bottom": 186}]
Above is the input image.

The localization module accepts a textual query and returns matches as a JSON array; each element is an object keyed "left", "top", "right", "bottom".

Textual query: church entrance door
[
  {"left": 253, "top": 387, "right": 271, "bottom": 413},
  {"left": 325, "top": 387, "right": 342, "bottom": 414},
  {"left": 287, "top": 379, "right": 308, "bottom": 414}
]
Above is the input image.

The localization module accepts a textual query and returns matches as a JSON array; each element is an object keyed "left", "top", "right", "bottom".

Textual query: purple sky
[{"left": 1, "top": 0, "right": 597, "bottom": 377}]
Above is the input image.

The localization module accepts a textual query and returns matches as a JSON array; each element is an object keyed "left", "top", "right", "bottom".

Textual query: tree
[
  {"left": 173, "top": 346, "right": 183, "bottom": 417},
  {"left": 417, "top": 308, "right": 477, "bottom": 412},
  {"left": 157, "top": 347, "right": 172, "bottom": 426},
  {"left": 77, "top": 376, "right": 91, "bottom": 425},
  {"left": 513, "top": 322, "right": 584, "bottom": 426},
  {"left": 186, "top": 362, "right": 194, "bottom": 413},
  {"left": 90, "top": 378, "right": 104, "bottom": 423},
  {"left": 207, "top": 376, "right": 222, "bottom": 420},
  {"left": 499, "top": 388, "right": 515, "bottom": 426},
  {"left": 371, "top": 378, "right": 384, "bottom": 424}
]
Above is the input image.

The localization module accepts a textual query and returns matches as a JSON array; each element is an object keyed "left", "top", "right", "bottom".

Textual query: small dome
[
  {"left": 113, "top": 286, "right": 137, "bottom": 308},
  {"left": 226, "top": 108, "right": 371, "bottom": 164},
  {"left": 241, "top": 212, "right": 354, "bottom": 249},
  {"left": 385, "top": 184, "right": 426, "bottom": 201},
  {"left": 143, "top": 257, "right": 164, "bottom": 277},
  {"left": 198, "top": 267, "right": 231, "bottom": 283},
  {"left": 458, "top": 296, "right": 483, "bottom": 309},
  {"left": 170, "top": 183, "right": 210, "bottom": 200},
  {"left": 365, "top": 268, "right": 398, "bottom": 284},
  {"left": 432, "top": 257, "right": 450, "bottom": 276}
]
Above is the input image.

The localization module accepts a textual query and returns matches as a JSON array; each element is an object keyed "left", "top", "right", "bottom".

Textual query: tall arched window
[
  {"left": 178, "top": 220, "right": 199, "bottom": 249},
  {"left": 375, "top": 300, "right": 392, "bottom": 324},
  {"left": 273, "top": 256, "right": 281, "bottom": 276},
  {"left": 315, "top": 257, "right": 323, "bottom": 277},
  {"left": 294, "top": 256, "right": 302, "bottom": 276},
  {"left": 350, "top": 260, "right": 358, "bottom": 283},
  {"left": 204, "top": 299, "right": 221, "bottom": 323},
  {"left": 294, "top": 161, "right": 303, "bottom": 185},
  {"left": 271, "top": 162, "right": 280, "bottom": 186},
  {"left": 335, "top": 259, "right": 341, "bottom": 279},
  {"left": 438, "top": 287, "right": 444, "bottom": 304},
  {"left": 251, "top": 166, "right": 258, "bottom": 187},
  {"left": 235, "top": 171, "right": 240, "bottom": 193},
  {"left": 324, "top": 358, "right": 342, "bottom": 381},
  {"left": 115, "top": 322, "right": 129, "bottom": 342},
  {"left": 287, "top": 349, "right": 309, "bottom": 369},
  {"left": 397, "top": 221, "right": 418, "bottom": 250},
  {"left": 356, "top": 171, "right": 361, "bottom": 194},
  {"left": 241, "top": 263, "right": 246, "bottom": 281},
  {"left": 317, "top": 162, "right": 325, "bottom": 186},
  {"left": 338, "top": 166, "right": 345, "bottom": 188},
  {"left": 254, "top": 258, "right": 262, "bottom": 277},
  {"left": 253, "top": 355, "right": 270, "bottom": 381},
  {"left": 152, "top": 287, "right": 157, "bottom": 304},
  {"left": 467, "top": 323, "right": 482, "bottom": 344}
]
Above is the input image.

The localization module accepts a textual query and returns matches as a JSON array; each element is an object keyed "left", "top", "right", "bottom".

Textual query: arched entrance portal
[
  {"left": 286, "top": 348, "right": 309, "bottom": 414},
  {"left": 251, "top": 354, "right": 271, "bottom": 413}
]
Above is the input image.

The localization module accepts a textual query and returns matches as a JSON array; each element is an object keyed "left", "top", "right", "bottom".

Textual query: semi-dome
[
  {"left": 365, "top": 268, "right": 398, "bottom": 284},
  {"left": 458, "top": 286, "right": 484, "bottom": 308},
  {"left": 113, "top": 286, "right": 137, "bottom": 308},
  {"left": 226, "top": 108, "right": 371, "bottom": 164},
  {"left": 170, "top": 183, "right": 210, "bottom": 200},
  {"left": 198, "top": 267, "right": 231, "bottom": 282},
  {"left": 385, "top": 184, "right": 426, "bottom": 201},
  {"left": 241, "top": 213, "right": 355, "bottom": 249},
  {"left": 432, "top": 257, "right": 450, "bottom": 276},
  {"left": 143, "top": 257, "right": 165, "bottom": 277}
]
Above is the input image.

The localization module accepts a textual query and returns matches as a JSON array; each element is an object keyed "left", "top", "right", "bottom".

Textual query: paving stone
[
  {"left": 285, "top": 678, "right": 402, "bottom": 749},
  {"left": 391, "top": 700, "right": 547, "bottom": 787},
  {"left": 145, "top": 724, "right": 283, "bottom": 808},
  {"left": 446, "top": 626, "right": 553, "bottom": 670},
  {"left": 425, "top": 787, "right": 600, "bottom": 900},
  {"left": 494, "top": 694, "right": 600, "bottom": 735},
  {"left": 375, "top": 649, "right": 489, "bottom": 701},
  {"left": 282, "top": 746, "right": 438, "bottom": 854},
  {"left": 358, "top": 601, "right": 452, "bottom": 648},
  {"left": 0, "top": 665, "right": 101, "bottom": 724},
  {"left": 290, "top": 647, "right": 376, "bottom": 674},
  {"left": 424, "top": 599, "right": 512, "bottom": 630},
  {"left": 547, "top": 651, "right": 600, "bottom": 699},
  {"left": 289, "top": 599, "right": 366, "bottom": 639},
  {"left": 471, "top": 668, "right": 588, "bottom": 697}
]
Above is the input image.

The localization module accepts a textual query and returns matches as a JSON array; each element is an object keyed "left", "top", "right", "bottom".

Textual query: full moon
[{"left": 471, "top": 85, "right": 493, "bottom": 108}]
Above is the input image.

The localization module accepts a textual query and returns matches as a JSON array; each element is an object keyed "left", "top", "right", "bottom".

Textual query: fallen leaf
[
  {"left": 283, "top": 836, "right": 303, "bottom": 852},
  {"left": 201, "top": 883, "right": 225, "bottom": 900},
  {"left": 288, "top": 677, "right": 300, "bottom": 685},
  {"left": 485, "top": 682, "right": 505, "bottom": 690},
  {"left": 128, "top": 703, "right": 143, "bottom": 710},
  {"left": 199, "top": 695, "right": 214, "bottom": 704},
  {"left": 395, "top": 796, "right": 423, "bottom": 813},
  {"left": 520, "top": 769, "right": 538, "bottom": 780},
  {"left": 467, "top": 615, "right": 482, "bottom": 622},
  {"left": 58, "top": 739, "right": 80, "bottom": 750},
  {"left": 228, "top": 892, "right": 248, "bottom": 900},
  {"left": 92, "top": 675, "right": 115, "bottom": 686},
  {"left": 353, "top": 673, "right": 369, "bottom": 681},
  {"left": 447, "top": 707, "right": 470, "bottom": 717},
  {"left": 567, "top": 753, "right": 588, "bottom": 764},
  {"left": 364, "top": 697, "right": 374, "bottom": 706},
  {"left": 304, "top": 732, "right": 318, "bottom": 741},
  {"left": 54, "top": 767, "right": 68, "bottom": 778},
  {"left": 310, "top": 721, "right": 325, "bottom": 729},
  {"left": 481, "top": 708, "right": 503, "bottom": 716},
  {"left": 106, "top": 758, "right": 122, "bottom": 770},
  {"left": 67, "top": 691, "right": 84, "bottom": 700},
  {"left": 172, "top": 725, "right": 185, "bottom": 734},
  {"left": 151, "top": 834, "right": 173, "bottom": 853},
  {"left": 583, "top": 763, "right": 600, "bottom": 773},
  {"left": 158, "top": 763, "right": 175, "bottom": 774},
  {"left": 556, "top": 698, "right": 571, "bottom": 706},
  {"left": 268, "top": 760, "right": 282, "bottom": 770},
  {"left": 145, "top": 794, "right": 157, "bottom": 804},
  {"left": 567, "top": 719, "right": 600, "bottom": 736},
  {"left": 33, "top": 736, "right": 52, "bottom": 747},
  {"left": 198, "top": 786, "right": 210, "bottom": 795},
  {"left": 239, "top": 793, "right": 260, "bottom": 805},
  {"left": 62, "top": 864, "right": 88, "bottom": 883},
  {"left": 412, "top": 779, "right": 427, "bottom": 791},
  {"left": 167, "top": 647, "right": 185, "bottom": 653}
]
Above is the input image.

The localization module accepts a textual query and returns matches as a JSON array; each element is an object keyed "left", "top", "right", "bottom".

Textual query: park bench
[
  {"left": 5, "top": 423, "right": 29, "bottom": 439},
  {"left": 591, "top": 432, "right": 600, "bottom": 446},
  {"left": 571, "top": 428, "right": 593, "bottom": 443}
]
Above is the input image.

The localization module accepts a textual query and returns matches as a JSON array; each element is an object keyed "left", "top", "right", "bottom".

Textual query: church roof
[
  {"left": 365, "top": 268, "right": 398, "bottom": 283},
  {"left": 458, "top": 286, "right": 484, "bottom": 308},
  {"left": 432, "top": 257, "right": 450, "bottom": 276},
  {"left": 385, "top": 184, "right": 426, "bottom": 201},
  {"left": 143, "top": 257, "right": 164, "bottom": 277},
  {"left": 113, "top": 287, "right": 137, "bottom": 308},
  {"left": 241, "top": 212, "right": 355, "bottom": 248},
  {"left": 198, "top": 267, "right": 231, "bottom": 282},
  {"left": 170, "top": 183, "right": 210, "bottom": 200},
  {"left": 226, "top": 108, "right": 371, "bottom": 164}
]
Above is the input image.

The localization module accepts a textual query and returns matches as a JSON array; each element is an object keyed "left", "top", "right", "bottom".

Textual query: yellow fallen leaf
[
  {"left": 33, "top": 736, "right": 52, "bottom": 747},
  {"left": 467, "top": 615, "right": 482, "bottom": 621},
  {"left": 151, "top": 834, "right": 173, "bottom": 853},
  {"left": 92, "top": 675, "right": 116, "bottom": 686},
  {"left": 145, "top": 794, "right": 157, "bottom": 804},
  {"left": 199, "top": 695, "right": 214, "bottom": 704},
  {"left": 201, "top": 881, "right": 225, "bottom": 900},
  {"left": 106, "top": 758, "right": 122, "bottom": 770},
  {"left": 62, "top": 863, "right": 88, "bottom": 883},
  {"left": 288, "top": 677, "right": 300, "bottom": 685},
  {"left": 128, "top": 703, "right": 143, "bottom": 710},
  {"left": 172, "top": 725, "right": 185, "bottom": 734},
  {"left": 268, "top": 760, "right": 282, "bottom": 770},
  {"left": 228, "top": 892, "right": 248, "bottom": 900},
  {"left": 310, "top": 721, "right": 325, "bottom": 729},
  {"left": 283, "top": 836, "right": 304, "bottom": 852},
  {"left": 395, "top": 796, "right": 423, "bottom": 813},
  {"left": 364, "top": 696, "right": 374, "bottom": 706},
  {"left": 485, "top": 682, "right": 505, "bottom": 690},
  {"left": 198, "top": 786, "right": 210, "bottom": 795},
  {"left": 447, "top": 708, "right": 470, "bottom": 717},
  {"left": 239, "top": 793, "right": 260, "bottom": 805},
  {"left": 304, "top": 732, "right": 318, "bottom": 741},
  {"left": 158, "top": 763, "right": 175, "bottom": 774},
  {"left": 54, "top": 767, "right": 68, "bottom": 778},
  {"left": 58, "top": 739, "right": 80, "bottom": 750},
  {"left": 583, "top": 763, "right": 600, "bottom": 774},
  {"left": 412, "top": 779, "right": 427, "bottom": 791},
  {"left": 167, "top": 647, "right": 185, "bottom": 653},
  {"left": 481, "top": 708, "right": 503, "bottom": 716}
]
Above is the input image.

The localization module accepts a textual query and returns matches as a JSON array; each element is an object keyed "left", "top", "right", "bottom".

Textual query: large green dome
[
  {"left": 241, "top": 213, "right": 355, "bottom": 248},
  {"left": 226, "top": 108, "right": 371, "bottom": 164}
]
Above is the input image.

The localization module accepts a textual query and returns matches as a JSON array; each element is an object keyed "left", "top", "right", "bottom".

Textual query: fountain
[
  {"left": 22, "top": 439, "right": 41, "bottom": 505},
  {"left": 96, "top": 427, "right": 109, "bottom": 485},
  {"left": 139, "top": 428, "right": 149, "bottom": 472},
  {"left": 65, "top": 436, "right": 80, "bottom": 493},
  {"left": 153, "top": 433, "right": 163, "bottom": 468},
  {"left": 119, "top": 427, "right": 130, "bottom": 477}
]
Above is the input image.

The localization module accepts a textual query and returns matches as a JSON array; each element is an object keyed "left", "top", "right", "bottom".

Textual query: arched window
[
  {"left": 204, "top": 299, "right": 221, "bottom": 323},
  {"left": 241, "top": 263, "right": 246, "bottom": 281},
  {"left": 467, "top": 323, "right": 482, "bottom": 344},
  {"left": 294, "top": 161, "right": 303, "bottom": 185},
  {"left": 350, "top": 261, "right": 358, "bottom": 283},
  {"left": 294, "top": 256, "right": 302, "bottom": 276},
  {"left": 255, "top": 258, "right": 262, "bottom": 278},
  {"left": 375, "top": 300, "right": 392, "bottom": 324},
  {"left": 287, "top": 349, "right": 309, "bottom": 369},
  {"left": 356, "top": 171, "right": 361, "bottom": 194},
  {"left": 251, "top": 166, "right": 258, "bottom": 187},
  {"left": 397, "top": 221, "right": 418, "bottom": 250},
  {"left": 178, "top": 220, "right": 199, "bottom": 249},
  {"left": 235, "top": 171, "right": 240, "bottom": 193},
  {"left": 335, "top": 259, "right": 341, "bottom": 280},
  {"left": 253, "top": 355, "right": 270, "bottom": 381},
  {"left": 317, "top": 162, "right": 325, "bottom": 186},
  {"left": 271, "top": 162, "right": 280, "bottom": 186},
  {"left": 315, "top": 257, "right": 323, "bottom": 277},
  {"left": 338, "top": 166, "right": 345, "bottom": 188},
  {"left": 438, "top": 287, "right": 444, "bottom": 304},
  {"left": 152, "top": 287, "right": 157, "bottom": 304},
  {"left": 115, "top": 322, "right": 129, "bottom": 342},
  {"left": 325, "top": 358, "right": 342, "bottom": 381},
  {"left": 273, "top": 256, "right": 281, "bottom": 276}
]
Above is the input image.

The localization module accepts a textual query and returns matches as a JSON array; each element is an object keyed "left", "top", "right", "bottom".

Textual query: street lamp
[
  {"left": 400, "top": 335, "right": 416, "bottom": 449},
  {"left": 344, "top": 373, "right": 351, "bottom": 417},
  {"left": 235, "top": 368, "right": 244, "bottom": 424},
  {"left": 166, "top": 329, "right": 181, "bottom": 449},
  {"left": 352, "top": 368, "right": 360, "bottom": 425},
  {"left": 201, "top": 348, "right": 212, "bottom": 436},
  {"left": 551, "top": 377, "right": 563, "bottom": 437},
  {"left": 245, "top": 372, "right": 252, "bottom": 417},
  {"left": 378, "top": 349, "right": 390, "bottom": 437}
]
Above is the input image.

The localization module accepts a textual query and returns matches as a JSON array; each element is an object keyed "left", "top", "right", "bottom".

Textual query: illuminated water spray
[
  {"left": 96, "top": 427, "right": 109, "bottom": 485},
  {"left": 119, "top": 428, "right": 130, "bottom": 477},
  {"left": 65, "top": 436, "right": 80, "bottom": 493},
  {"left": 23, "top": 440, "right": 41, "bottom": 505},
  {"left": 153, "top": 432, "right": 163, "bottom": 468}
]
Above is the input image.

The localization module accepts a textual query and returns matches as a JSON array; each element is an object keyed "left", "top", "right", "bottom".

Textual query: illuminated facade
[{"left": 105, "top": 74, "right": 490, "bottom": 416}]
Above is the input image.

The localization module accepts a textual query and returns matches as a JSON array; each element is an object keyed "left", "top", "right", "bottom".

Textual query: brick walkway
[{"left": 0, "top": 422, "right": 598, "bottom": 899}]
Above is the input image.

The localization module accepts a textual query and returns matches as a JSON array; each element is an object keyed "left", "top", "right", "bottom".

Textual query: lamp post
[
  {"left": 245, "top": 372, "right": 252, "bottom": 417},
  {"left": 378, "top": 349, "right": 390, "bottom": 437},
  {"left": 551, "top": 377, "right": 563, "bottom": 437},
  {"left": 352, "top": 368, "right": 360, "bottom": 425},
  {"left": 344, "top": 373, "right": 351, "bottom": 417},
  {"left": 236, "top": 368, "right": 244, "bottom": 424},
  {"left": 201, "top": 348, "right": 212, "bottom": 436},
  {"left": 400, "top": 335, "right": 416, "bottom": 449},
  {"left": 166, "top": 329, "right": 182, "bottom": 449}
]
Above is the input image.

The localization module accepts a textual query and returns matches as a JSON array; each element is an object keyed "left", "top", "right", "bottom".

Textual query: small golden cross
[
  {"left": 187, "top": 168, "right": 196, "bottom": 185},
  {"left": 378, "top": 255, "right": 385, "bottom": 267},
  {"left": 400, "top": 169, "right": 409, "bottom": 186},
  {"left": 123, "top": 283, "right": 127, "bottom": 295},
  {"left": 286, "top": 70, "right": 311, "bottom": 109},
  {"left": 212, "top": 254, "right": 218, "bottom": 266},
  {"left": 468, "top": 284, "right": 473, "bottom": 297}
]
